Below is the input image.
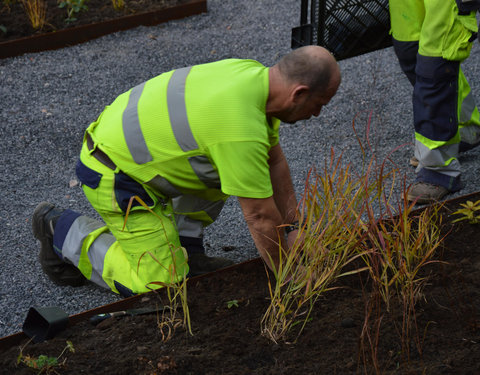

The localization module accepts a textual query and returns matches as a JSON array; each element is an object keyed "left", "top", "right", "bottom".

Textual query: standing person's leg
[
  {"left": 389, "top": 0, "right": 424, "bottom": 86},
  {"left": 458, "top": 69, "right": 480, "bottom": 152},
  {"left": 389, "top": 0, "right": 423, "bottom": 167},
  {"left": 390, "top": 0, "right": 479, "bottom": 203},
  {"left": 409, "top": 0, "right": 479, "bottom": 202}
]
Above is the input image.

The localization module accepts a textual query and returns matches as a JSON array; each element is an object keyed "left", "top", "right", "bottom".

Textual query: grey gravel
[{"left": 1, "top": 0, "right": 480, "bottom": 339}]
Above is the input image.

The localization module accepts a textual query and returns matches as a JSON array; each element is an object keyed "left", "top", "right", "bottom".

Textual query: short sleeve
[{"left": 208, "top": 141, "right": 273, "bottom": 198}]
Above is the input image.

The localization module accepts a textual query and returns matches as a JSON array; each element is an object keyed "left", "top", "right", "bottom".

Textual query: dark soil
[
  {"left": 1, "top": 194, "right": 480, "bottom": 374},
  {"left": 0, "top": 0, "right": 186, "bottom": 42}
]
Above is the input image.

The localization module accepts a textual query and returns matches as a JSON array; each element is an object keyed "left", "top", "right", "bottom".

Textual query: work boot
[
  {"left": 459, "top": 139, "right": 480, "bottom": 153},
  {"left": 406, "top": 182, "right": 449, "bottom": 204},
  {"left": 409, "top": 156, "right": 419, "bottom": 167},
  {"left": 187, "top": 253, "right": 235, "bottom": 277},
  {"left": 32, "top": 202, "right": 86, "bottom": 287}
]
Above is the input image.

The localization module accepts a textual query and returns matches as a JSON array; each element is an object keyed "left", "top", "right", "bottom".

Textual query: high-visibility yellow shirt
[{"left": 88, "top": 59, "right": 280, "bottom": 201}]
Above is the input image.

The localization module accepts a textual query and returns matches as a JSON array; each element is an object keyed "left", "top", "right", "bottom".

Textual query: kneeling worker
[{"left": 32, "top": 46, "right": 341, "bottom": 297}]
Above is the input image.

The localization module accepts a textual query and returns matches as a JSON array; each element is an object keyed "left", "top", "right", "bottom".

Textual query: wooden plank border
[{"left": 0, "top": 0, "right": 207, "bottom": 59}]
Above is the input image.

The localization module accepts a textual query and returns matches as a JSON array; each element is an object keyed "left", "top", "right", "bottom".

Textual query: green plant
[
  {"left": 0, "top": 25, "right": 6, "bottom": 34},
  {"left": 226, "top": 299, "right": 239, "bottom": 308},
  {"left": 17, "top": 340, "right": 74, "bottom": 373},
  {"left": 451, "top": 199, "right": 480, "bottom": 224},
  {"left": 20, "top": 0, "right": 47, "bottom": 30},
  {"left": 111, "top": 0, "right": 124, "bottom": 11},
  {"left": 58, "top": 0, "right": 88, "bottom": 23},
  {"left": 261, "top": 152, "right": 371, "bottom": 344},
  {"left": 123, "top": 195, "right": 192, "bottom": 341}
]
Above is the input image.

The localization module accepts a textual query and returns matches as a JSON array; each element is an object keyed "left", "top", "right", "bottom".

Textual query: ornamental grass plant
[
  {"left": 261, "top": 150, "right": 372, "bottom": 343},
  {"left": 349, "top": 117, "right": 447, "bottom": 371},
  {"left": 111, "top": 0, "right": 124, "bottom": 11},
  {"left": 358, "top": 186, "right": 445, "bottom": 371},
  {"left": 20, "top": 0, "right": 46, "bottom": 29},
  {"left": 262, "top": 114, "right": 447, "bottom": 368}
]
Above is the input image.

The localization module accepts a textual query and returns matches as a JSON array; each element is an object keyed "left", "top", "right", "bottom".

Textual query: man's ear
[{"left": 291, "top": 85, "right": 310, "bottom": 103}]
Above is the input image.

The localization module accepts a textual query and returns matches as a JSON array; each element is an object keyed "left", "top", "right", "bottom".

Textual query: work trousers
[
  {"left": 52, "top": 139, "right": 189, "bottom": 297},
  {"left": 389, "top": 0, "right": 480, "bottom": 191}
]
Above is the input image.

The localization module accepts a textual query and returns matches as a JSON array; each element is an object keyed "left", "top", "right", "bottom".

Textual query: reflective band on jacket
[
  {"left": 121, "top": 68, "right": 220, "bottom": 190},
  {"left": 166, "top": 67, "right": 221, "bottom": 189},
  {"left": 123, "top": 82, "right": 153, "bottom": 165},
  {"left": 168, "top": 67, "right": 197, "bottom": 152},
  {"left": 145, "top": 174, "right": 183, "bottom": 198}
]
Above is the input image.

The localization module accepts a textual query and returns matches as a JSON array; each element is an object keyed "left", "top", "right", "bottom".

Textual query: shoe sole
[
  {"left": 406, "top": 190, "right": 449, "bottom": 205},
  {"left": 32, "top": 202, "right": 86, "bottom": 287},
  {"left": 406, "top": 194, "right": 433, "bottom": 205}
]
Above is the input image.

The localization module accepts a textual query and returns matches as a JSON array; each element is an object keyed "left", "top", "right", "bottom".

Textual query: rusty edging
[
  {"left": 0, "top": 0, "right": 207, "bottom": 59},
  {"left": 0, "top": 257, "right": 262, "bottom": 352}
]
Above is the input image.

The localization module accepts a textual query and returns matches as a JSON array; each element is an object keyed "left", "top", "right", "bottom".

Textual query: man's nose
[{"left": 313, "top": 107, "right": 322, "bottom": 117}]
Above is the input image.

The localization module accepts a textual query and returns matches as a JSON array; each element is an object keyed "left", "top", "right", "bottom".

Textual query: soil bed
[
  {"left": 1, "top": 193, "right": 480, "bottom": 374},
  {"left": 0, "top": 0, "right": 187, "bottom": 43}
]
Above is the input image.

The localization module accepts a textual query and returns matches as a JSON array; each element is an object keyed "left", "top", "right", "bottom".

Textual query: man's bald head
[{"left": 276, "top": 46, "right": 340, "bottom": 95}]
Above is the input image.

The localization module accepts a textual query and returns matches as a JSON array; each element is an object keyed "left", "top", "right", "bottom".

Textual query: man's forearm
[
  {"left": 238, "top": 196, "right": 286, "bottom": 270},
  {"left": 268, "top": 144, "right": 298, "bottom": 224}
]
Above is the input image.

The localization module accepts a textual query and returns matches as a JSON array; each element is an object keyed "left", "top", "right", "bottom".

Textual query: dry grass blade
[{"left": 123, "top": 195, "right": 192, "bottom": 339}]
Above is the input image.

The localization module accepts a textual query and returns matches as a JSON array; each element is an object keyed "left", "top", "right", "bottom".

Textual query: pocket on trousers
[
  {"left": 76, "top": 159, "right": 102, "bottom": 189},
  {"left": 114, "top": 171, "right": 154, "bottom": 213},
  {"left": 442, "top": 13, "right": 477, "bottom": 61}
]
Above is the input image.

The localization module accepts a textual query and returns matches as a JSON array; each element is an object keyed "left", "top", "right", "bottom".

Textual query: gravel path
[{"left": 1, "top": 0, "right": 480, "bottom": 339}]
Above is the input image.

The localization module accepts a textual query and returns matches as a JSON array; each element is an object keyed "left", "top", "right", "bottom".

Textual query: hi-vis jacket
[{"left": 54, "top": 59, "right": 281, "bottom": 296}]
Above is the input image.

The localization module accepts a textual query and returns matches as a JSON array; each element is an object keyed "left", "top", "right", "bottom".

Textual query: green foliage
[
  {"left": 17, "top": 340, "right": 75, "bottom": 373},
  {"left": 226, "top": 299, "right": 239, "bottom": 309},
  {"left": 0, "top": 25, "right": 6, "bottom": 34},
  {"left": 58, "top": 0, "right": 88, "bottom": 23},
  {"left": 452, "top": 199, "right": 480, "bottom": 224}
]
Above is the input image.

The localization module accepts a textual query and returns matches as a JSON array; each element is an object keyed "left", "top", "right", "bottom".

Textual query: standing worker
[
  {"left": 32, "top": 46, "right": 341, "bottom": 297},
  {"left": 389, "top": 0, "right": 480, "bottom": 203}
]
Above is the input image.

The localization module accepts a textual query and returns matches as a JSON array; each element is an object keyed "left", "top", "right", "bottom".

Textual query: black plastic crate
[{"left": 292, "top": 0, "right": 392, "bottom": 61}]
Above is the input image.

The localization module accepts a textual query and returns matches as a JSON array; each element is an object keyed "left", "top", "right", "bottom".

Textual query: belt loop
[
  {"left": 86, "top": 133, "right": 117, "bottom": 170},
  {"left": 86, "top": 132, "right": 96, "bottom": 154}
]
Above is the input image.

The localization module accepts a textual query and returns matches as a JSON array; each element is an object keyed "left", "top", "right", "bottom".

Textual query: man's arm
[
  {"left": 268, "top": 144, "right": 298, "bottom": 225},
  {"left": 238, "top": 196, "right": 286, "bottom": 270},
  {"left": 237, "top": 144, "right": 299, "bottom": 270}
]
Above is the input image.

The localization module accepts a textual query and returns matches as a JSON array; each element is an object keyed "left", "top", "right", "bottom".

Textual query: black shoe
[
  {"left": 459, "top": 139, "right": 480, "bottom": 153},
  {"left": 187, "top": 253, "right": 235, "bottom": 277},
  {"left": 32, "top": 202, "right": 86, "bottom": 287}
]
